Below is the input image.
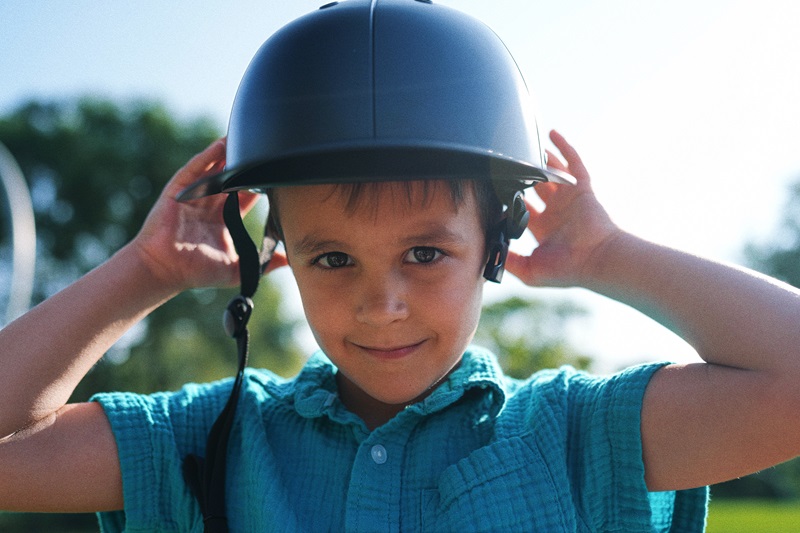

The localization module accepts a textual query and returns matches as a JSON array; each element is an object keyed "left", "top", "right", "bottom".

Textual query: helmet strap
[
  {"left": 183, "top": 192, "right": 277, "bottom": 533},
  {"left": 483, "top": 190, "right": 529, "bottom": 283}
]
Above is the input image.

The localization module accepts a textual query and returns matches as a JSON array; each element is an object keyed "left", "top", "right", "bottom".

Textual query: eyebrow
[
  {"left": 292, "top": 237, "right": 349, "bottom": 257},
  {"left": 398, "top": 227, "right": 467, "bottom": 248},
  {"left": 292, "top": 226, "right": 468, "bottom": 257}
]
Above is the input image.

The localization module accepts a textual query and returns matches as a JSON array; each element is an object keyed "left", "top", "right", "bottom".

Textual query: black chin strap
[
  {"left": 483, "top": 190, "right": 530, "bottom": 283},
  {"left": 183, "top": 192, "right": 276, "bottom": 533}
]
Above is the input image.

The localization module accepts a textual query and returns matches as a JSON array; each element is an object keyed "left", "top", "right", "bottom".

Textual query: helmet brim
[{"left": 176, "top": 145, "right": 575, "bottom": 202}]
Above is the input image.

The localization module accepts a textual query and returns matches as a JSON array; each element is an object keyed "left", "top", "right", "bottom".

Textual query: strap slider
[{"left": 223, "top": 295, "right": 254, "bottom": 338}]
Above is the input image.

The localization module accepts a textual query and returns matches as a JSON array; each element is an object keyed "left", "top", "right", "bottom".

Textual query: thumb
[
  {"left": 504, "top": 249, "right": 538, "bottom": 286},
  {"left": 505, "top": 247, "right": 569, "bottom": 287}
]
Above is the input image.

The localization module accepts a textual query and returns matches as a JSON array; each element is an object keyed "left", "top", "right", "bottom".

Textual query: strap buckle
[{"left": 223, "top": 295, "right": 254, "bottom": 338}]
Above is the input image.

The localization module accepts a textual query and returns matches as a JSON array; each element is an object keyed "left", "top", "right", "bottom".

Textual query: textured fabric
[{"left": 93, "top": 346, "right": 708, "bottom": 532}]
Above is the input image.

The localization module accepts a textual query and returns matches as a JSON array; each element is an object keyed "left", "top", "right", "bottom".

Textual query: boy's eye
[
  {"left": 315, "top": 252, "right": 353, "bottom": 269},
  {"left": 405, "top": 247, "right": 442, "bottom": 264}
]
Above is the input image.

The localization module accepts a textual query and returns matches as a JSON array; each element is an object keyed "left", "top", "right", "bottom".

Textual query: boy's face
[{"left": 276, "top": 181, "right": 486, "bottom": 416}]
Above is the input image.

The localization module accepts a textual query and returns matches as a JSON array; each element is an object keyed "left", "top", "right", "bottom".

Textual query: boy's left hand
[{"left": 505, "top": 130, "right": 621, "bottom": 288}]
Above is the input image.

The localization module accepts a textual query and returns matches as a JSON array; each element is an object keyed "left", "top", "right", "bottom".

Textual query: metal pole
[{"left": 0, "top": 141, "right": 36, "bottom": 324}]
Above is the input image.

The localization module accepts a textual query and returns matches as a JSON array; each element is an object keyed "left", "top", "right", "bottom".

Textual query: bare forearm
[
  {"left": 0, "top": 243, "right": 178, "bottom": 437},
  {"left": 585, "top": 231, "right": 800, "bottom": 372}
]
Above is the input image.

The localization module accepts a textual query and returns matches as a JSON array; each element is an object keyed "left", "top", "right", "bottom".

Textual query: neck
[{"left": 335, "top": 373, "right": 407, "bottom": 430}]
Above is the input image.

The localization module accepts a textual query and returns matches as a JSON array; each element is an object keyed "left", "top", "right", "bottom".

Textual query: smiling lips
[{"left": 354, "top": 340, "right": 427, "bottom": 360}]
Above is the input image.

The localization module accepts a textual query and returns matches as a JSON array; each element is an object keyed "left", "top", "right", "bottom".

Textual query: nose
[{"left": 355, "top": 270, "right": 409, "bottom": 327}]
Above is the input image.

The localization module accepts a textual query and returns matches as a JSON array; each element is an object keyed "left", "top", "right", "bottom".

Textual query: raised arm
[
  {"left": 0, "top": 140, "right": 282, "bottom": 512},
  {"left": 507, "top": 130, "right": 800, "bottom": 491}
]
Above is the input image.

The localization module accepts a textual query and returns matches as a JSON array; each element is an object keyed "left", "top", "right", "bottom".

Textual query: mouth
[{"left": 352, "top": 339, "right": 427, "bottom": 360}]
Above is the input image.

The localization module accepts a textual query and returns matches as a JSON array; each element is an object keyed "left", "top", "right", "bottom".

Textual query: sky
[{"left": 1, "top": 0, "right": 799, "bottom": 371}]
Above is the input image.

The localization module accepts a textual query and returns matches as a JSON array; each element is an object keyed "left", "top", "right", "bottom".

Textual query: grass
[
  {"left": 4, "top": 498, "right": 800, "bottom": 532},
  {"left": 706, "top": 499, "right": 800, "bottom": 533}
]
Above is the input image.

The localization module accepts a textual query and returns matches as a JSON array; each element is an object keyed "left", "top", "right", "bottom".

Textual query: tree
[
  {"left": 475, "top": 295, "right": 591, "bottom": 379},
  {"left": 747, "top": 181, "right": 800, "bottom": 288},
  {"left": 0, "top": 97, "right": 305, "bottom": 398}
]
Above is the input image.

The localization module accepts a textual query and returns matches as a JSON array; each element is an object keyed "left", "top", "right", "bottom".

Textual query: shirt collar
[
  {"left": 251, "top": 345, "right": 507, "bottom": 423},
  {"left": 406, "top": 345, "right": 506, "bottom": 419}
]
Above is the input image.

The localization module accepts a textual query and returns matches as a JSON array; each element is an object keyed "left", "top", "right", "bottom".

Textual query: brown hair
[{"left": 265, "top": 179, "right": 509, "bottom": 250}]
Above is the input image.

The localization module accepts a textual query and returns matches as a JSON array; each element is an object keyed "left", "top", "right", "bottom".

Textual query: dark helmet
[{"left": 179, "top": 0, "right": 572, "bottom": 200}]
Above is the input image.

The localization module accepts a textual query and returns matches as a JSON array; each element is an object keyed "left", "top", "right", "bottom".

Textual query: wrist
[
  {"left": 115, "top": 241, "right": 185, "bottom": 300},
  {"left": 578, "top": 229, "right": 640, "bottom": 292}
]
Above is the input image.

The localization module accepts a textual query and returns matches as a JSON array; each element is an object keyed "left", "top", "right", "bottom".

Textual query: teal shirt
[{"left": 93, "top": 347, "right": 708, "bottom": 532}]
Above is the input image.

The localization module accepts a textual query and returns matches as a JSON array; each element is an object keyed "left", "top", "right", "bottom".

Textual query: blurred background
[{"left": 1, "top": 1, "right": 799, "bottom": 531}]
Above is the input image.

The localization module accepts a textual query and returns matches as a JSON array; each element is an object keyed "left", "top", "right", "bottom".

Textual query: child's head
[{"left": 176, "top": 0, "right": 574, "bottom": 417}]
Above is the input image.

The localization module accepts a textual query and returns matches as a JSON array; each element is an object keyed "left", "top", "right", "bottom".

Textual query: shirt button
[{"left": 370, "top": 444, "right": 387, "bottom": 464}]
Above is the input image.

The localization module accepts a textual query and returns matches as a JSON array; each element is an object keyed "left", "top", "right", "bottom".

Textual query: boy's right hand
[{"left": 131, "top": 139, "right": 287, "bottom": 293}]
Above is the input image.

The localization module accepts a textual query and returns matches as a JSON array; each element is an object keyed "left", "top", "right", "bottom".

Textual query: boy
[{"left": 2, "top": 1, "right": 800, "bottom": 531}]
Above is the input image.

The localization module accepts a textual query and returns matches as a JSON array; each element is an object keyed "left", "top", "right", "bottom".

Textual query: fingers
[
  {"left": 548, "top": 130, "right": 590, "bottom": 182},
  {"left": 544, "top": 149, "right": 567, "bottom": 173},
  {"left": 520, "top": 193, "right": 552, "bottom": 244},
  {"left": 262, "top": 250, "right": 289, "bottom": 275},
  {"left": 170, "top": 138, "right": 227, "bottom": 191},
  {"left": 504, "top": 248, "right": 549, "bottom": 287},
  {"left": 503, "top": 249, "right": 531, "bottom": 284},
  {"left": 530, "top": 179, "right": 559, "bottom": 206}
]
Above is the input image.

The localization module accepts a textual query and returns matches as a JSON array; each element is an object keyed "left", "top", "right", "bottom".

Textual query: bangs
[
  {"left": 334, "top": 180, "right": 467, "bottom": 215},
  {"left": 266, "top": 179, "right": 505, "bottom": 245}
]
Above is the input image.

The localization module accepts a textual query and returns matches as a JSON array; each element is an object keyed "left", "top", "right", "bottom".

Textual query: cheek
[
  {"left": 428, "top": 271, "right": 484, "bottom": 336},
  {"left": 292, "top": 272, "right": 343, "bottom": 346}
]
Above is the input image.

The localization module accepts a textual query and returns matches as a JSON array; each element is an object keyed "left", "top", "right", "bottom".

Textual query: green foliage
[
  {"left": 0, "top": 97, "right": 305, "bottom": 396},
  {"left": 712, "top": 460, "right": 800, "bottom": 501},
  {"left": 0, "top": 99, "right": 215, "bottom": 267},
  {"left": 475, "top": 295, "right": 591, "bottom": 379},
  {"left": 746, "top": 181, "right": 800, "bottom": 289}
]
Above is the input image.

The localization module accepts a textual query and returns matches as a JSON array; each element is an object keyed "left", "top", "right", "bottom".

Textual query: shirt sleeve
[
  {"left": 91, "top": 379, "right": 235, "bottom": 533},
  {"left": 562, "top": 363, "right": 709, "bottom": 532}
]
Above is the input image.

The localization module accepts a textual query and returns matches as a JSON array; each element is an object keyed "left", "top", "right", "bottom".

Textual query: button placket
[{"left": 345, "top": 431, "right": 409, "bottom": 531}]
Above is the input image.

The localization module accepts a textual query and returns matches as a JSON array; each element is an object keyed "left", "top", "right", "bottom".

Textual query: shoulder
[
  {"left": 497, "top": 363, "right": 708, "bottom": 531},
  {"left": 495, "top": 362, "right": 670, "bottom": 466},
  {"left": 91, "top": 366, "right": 302, "bottom": 532},
  {"left": 91, "top": 367, "right": 291, "bottom": 454},
  {"left": 503, "top": 362, "right": 668, "bottom": 418}
]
